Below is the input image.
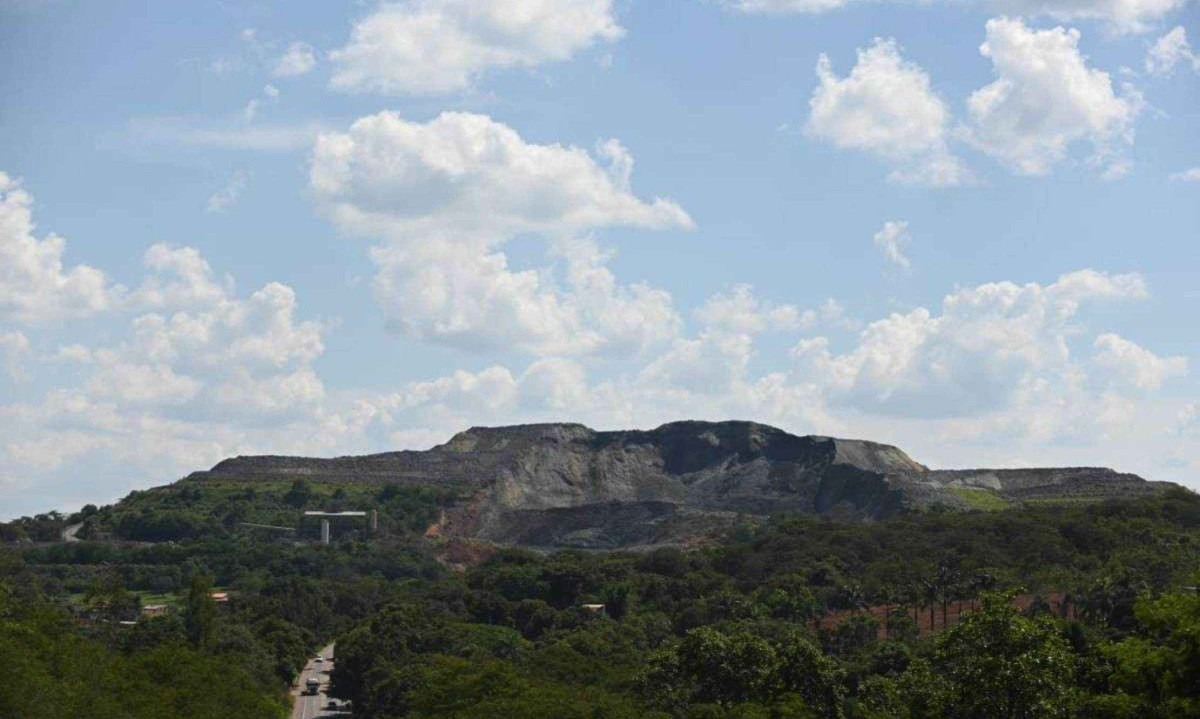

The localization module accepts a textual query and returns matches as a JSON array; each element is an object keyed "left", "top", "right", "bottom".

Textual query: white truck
[{"left": 304, "top": 677, "right": 320, "bottom": 696}]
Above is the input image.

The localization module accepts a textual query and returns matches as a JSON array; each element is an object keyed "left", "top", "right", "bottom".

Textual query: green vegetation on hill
[
  {"left": 76, "top": 476, "right": 460, "bottom": 542},
  {"left": 944, "top": 487, "right": 1010, "bottom": 511},
  {"left": 1, "top": 486, "right": 1198, "bottom": 717},
  {"left": 323, "top": 488, "right": 1200, "bottom": 718}
]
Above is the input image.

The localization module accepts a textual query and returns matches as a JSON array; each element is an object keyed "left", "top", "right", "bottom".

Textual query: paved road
[{"left": 291, "top": 642, "right": 342, "bottom": 719}]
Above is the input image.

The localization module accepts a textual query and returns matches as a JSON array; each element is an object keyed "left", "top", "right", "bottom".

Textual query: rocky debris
[{"left": 194, "top": 420, "right": 1173, "bottom": 549}]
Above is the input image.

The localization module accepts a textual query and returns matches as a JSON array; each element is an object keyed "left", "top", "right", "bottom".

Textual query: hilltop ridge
[{"left": 189, "top": 420, "right": 1174, "bottom": 549}]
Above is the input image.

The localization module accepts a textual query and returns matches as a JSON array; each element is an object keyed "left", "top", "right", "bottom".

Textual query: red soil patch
[{"left": 819, "top": 592, "right": 1077, "bottom": 639}]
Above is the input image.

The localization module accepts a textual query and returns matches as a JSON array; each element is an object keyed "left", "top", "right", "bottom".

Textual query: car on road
[
  {"left": 315, "top": 656, "right": 324, "bottom": 663},
  {"left": 304, "top": 677, "right": 320, "bottom": 695}
]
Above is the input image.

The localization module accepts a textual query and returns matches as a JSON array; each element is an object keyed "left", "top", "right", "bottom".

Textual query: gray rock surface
[{"left": 194, "top": 420, "right": 1174, "bottom": 548}]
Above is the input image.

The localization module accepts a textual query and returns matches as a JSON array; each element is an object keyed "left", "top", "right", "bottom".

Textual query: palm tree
[
  {"left": 877, "top": 584, "right": 899, "bottom": 640},
  {"left": 922, "top": 579, "right": 938, "bottom": 634},
  {"left": 904, "top": 580, "right": 923, "bottom": 628},
  {"left": 935, "top": 562, "right": 961, "bottom": 628}
]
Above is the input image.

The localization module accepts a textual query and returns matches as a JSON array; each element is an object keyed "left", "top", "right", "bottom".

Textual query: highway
[{"left": 291, "top": 643, "right": 342, "bottom": 719}]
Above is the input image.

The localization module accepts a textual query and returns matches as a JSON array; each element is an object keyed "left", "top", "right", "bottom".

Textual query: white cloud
[
  {"left": 792, "top": 269, "right": 1150, "bottom": 419},
  {"left": 1092, "top": 332, "right": 1187, "bottom": 390},
  {"left": 241, "top": 85, "right": 280, "bottom": 124},
  {"left": 129, "top": 117, "right": 326, "bottom": 152},
  {"left": 0, "top": 171, "right": 112, "bottom": 323},
  {"left": 807, "top": 38, "right": 969, "bottom": 187},
  {"left": 694, "top": 284, "right": 804, "bottom": 335},
  {"left": 1145, "top": 26, "right": 1199, "bottom": 75},
  {"left": 0, "top": 331, "right": 30, "bottom": 383},
  {"left": 130, "top": 244, "right": 232, "bottom": 310},
  {"left": 310, "top": 111, "right": 691, "bottom": 356},
  {"left": 83, "top": 354, "right": 203, "bottom": 406},
  {"left": 3, "top": 251, "right": 1194, "bottom": 511},
  {"left": 1002, "top": 0, "right": 1194, "bottom": 34},
  {"left": 1169, "top": 167, "right": 1200, "bottom": 182},
  {"left": 24, "top": 242, "right": 327, "bottom": 422},
  {"left": 329, "top": 0, "right": 624, "bottom": 95},
  {"left": 1176, "top": 402, "right": 1199, "bottom": 435},
  {"left": 799, "top": 298, "right": 860, "bottom": 331},
  {"left": 873, "top": 220, "right": 912, "bottom": 270},
  {"left": 310, "top": 114, "right": 690, "bottom": 239},
  {"left": 965, "top": 17, "right": 1142, "bottom": 177},
  {"left": 273, "top": 41, "right": 317, "bottom": 77},
  {"left": 0, "top": 220, "right": 339, "bottom": 511},
  {"left": 519, "top": 358, "right": 590, "bottom": 410},
  {"left": 205, "top": 170, "right": 249, "bottom": 214}
]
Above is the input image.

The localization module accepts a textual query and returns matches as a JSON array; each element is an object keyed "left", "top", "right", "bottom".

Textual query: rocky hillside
[{"left": 186, "top": 420, "right": 1176, "bottom": 549}]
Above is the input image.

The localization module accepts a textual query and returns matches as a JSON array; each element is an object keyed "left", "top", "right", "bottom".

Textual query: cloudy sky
[{"left": 1, "top": 0, "right": 1198, "bottom": 517}]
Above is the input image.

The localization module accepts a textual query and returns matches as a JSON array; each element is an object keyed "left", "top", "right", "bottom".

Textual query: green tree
[
  {"left": 1092, "top": 586, "right": 1200, "bottom": 716},
  {"left": 642, "top": 625, "right": 843, "bottom": 717},
  {"left": 183, "top": 572, "right": 217, "bottom": 650},
  {"left": 932, "top": 591, "right": 1076, "bottom": 719},
  {"left": 84, "top": 569, "right": 141, "bottom": 622},
  {"left": 284, "top": 478, "right": 314, "bottom": 508}
]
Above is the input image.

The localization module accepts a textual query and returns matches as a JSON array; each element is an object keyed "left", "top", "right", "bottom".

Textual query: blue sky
[{"left": 1, "top": 0, "right": 1198, "bottom": 518}]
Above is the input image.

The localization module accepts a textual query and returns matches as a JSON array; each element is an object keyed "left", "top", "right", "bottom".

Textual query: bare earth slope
[{"left": 194, "top": 420, "right": 1175, "bottom": 549}]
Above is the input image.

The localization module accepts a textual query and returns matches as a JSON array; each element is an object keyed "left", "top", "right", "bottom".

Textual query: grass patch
[
  {"left": 138, "top": 591, "right": 181, "bottom": 608},
  {"left": 947, "top": 487, "right": 1010, "bottom": 511}
]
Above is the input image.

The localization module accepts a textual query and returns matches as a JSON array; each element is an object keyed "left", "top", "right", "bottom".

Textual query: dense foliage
[
  {"left": 0, "top": 579, "right": 288, "bottom": 718},
  {"left": 330, "top": 489, "right": 1200, "bottom": 718},
  {"left": 2, "top": 485, "right": 1198, "bottom": 718}
]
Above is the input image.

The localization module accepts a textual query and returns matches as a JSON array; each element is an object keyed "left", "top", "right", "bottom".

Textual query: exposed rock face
[{"left": 196, "top": 420, "right": 1173, "bottom": 549}]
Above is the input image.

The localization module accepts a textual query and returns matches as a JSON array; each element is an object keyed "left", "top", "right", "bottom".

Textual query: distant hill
[{"left": 182, "top": 420, "right": 1175, "bottom": 549}]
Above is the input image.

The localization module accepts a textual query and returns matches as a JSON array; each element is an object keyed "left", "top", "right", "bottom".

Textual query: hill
[{"left": 167, "top": 420, "right": 1174, "bottom": 549}]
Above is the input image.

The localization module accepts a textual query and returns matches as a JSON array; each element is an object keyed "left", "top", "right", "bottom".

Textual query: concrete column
[{"left": 320, "top": 519, "right": 330, "bottom": 545}]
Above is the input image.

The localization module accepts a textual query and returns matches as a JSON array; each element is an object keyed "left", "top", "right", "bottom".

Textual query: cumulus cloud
[
  {"left": 130, "top": 243, "right": 232, "bottom": 310},
  {"left": 70, "top": 245, "right": 327, "bottom": 418},
  {"left": 807, "top": 38, "right": 970, "bottom": 187},
  {"left": 694, "top": 284, "right": 805, "bottom": 335},
  {"left": 310, "top": 112, "right": 690, "bottom": 240},
  {"left": 0, "top": 171, "right": 112, "bottom": 323},
  {"left": 329, "top": 0, "right": 624, "bottom": 95},
  {"left": 792, "top": 269, "right": 1152, "bottom": 420},
  {"left": 873, "top": 220, "right": 912, "bottom": 270},
  {"left": 3, "top": 251, "right": 1191, "bottom": 511},
  {"left": 0, "top": 238, "right": 333, "bottom": 507},
  {"left": 310, "top": 111, "right": 692, "bottom": 356},
  {"left": 1169, "top": 167, "right": 1200, "bottom": 182},
  {"left": 273, "top": 41, "right": 317, "bottom": 77},
  {"left": 1092, "top": 332, "right": 1187, "bottom": 390},
  {"left": 326, "top": 266, "right": 1181, "bottom": 461},
  {"left": 965, "top": 17, "right": 1142, "bottom": 177}
]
